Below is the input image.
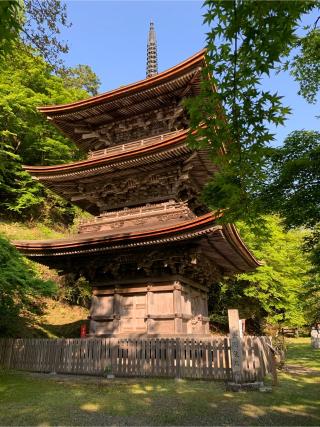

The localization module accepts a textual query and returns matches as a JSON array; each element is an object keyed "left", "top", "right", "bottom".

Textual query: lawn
[{"left": 0, "top": 338, "right": 319, "bottom": 426}]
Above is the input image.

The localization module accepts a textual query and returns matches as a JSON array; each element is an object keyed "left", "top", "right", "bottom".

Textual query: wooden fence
[{"left": 0, "top": 336, "right": 274, "bottom": 381}]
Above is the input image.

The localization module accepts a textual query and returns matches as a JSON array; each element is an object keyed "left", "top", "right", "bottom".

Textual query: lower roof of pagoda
[
  {"left": 23, "top": 129, "right": 216, "bottom": 215},
  {"left": 13, "top": 212, "right": 261, "bottom": 275}
]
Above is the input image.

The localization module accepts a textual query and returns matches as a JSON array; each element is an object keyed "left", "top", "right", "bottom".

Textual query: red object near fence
[{"left": 80, "top": 323, "right": 87, "bottom": 338}]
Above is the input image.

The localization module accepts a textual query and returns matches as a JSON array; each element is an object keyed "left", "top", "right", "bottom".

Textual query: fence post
[
  {"left": 110, "top": 338, "right": 118, "bottom": 376},
  {"left": 175, "top": 338, "right": 181, "bottom": 378},
  {"left": 4, "top": 339, "right": 14, "bottom": 369},
  {"left": 228, "top": 309, "right": 243, "bottom": 383}
]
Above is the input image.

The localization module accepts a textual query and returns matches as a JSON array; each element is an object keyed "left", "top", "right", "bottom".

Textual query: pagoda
[{"left": 14, "top": 23, "right": 260, "bottom": 337}]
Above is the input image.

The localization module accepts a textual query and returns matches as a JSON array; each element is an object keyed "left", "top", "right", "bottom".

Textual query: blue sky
[{"left": 60, "top": 0, "right": 319, "bottom": 146}]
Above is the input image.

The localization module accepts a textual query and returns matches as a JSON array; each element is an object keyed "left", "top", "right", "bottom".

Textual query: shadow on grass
[
  {"left": 0, "top": 368, "right": 319, "bottom": 426},
  {"left": 38, "top": 320, "right": 87, "bottom": 338},
  {"left": 286, "top": 339, "right": 320, "bottom": 371}
]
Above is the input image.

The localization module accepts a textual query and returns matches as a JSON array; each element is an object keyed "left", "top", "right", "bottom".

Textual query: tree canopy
[
  {"left": 187, "top": 0, "right": 319, "bottom": 226},
  {"left": 209, "top": 216, "right": 312, "bottom": 331},
  {"left": 0, "top": 46, "right": 92, "bottom": 221},
  {"left": 265, "top": 130, "right": 320, "bottom": 230}
]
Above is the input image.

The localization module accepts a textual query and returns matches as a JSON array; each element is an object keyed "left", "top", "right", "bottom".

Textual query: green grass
[
  {"left": 0, "top": 221, "right": 67, "bottom": 240},
  {"left": 285, "top": 338, "right": 320, "bottom": 371},
  {"left": 0, "top": 338, "right": 319, "bottom": 426}
]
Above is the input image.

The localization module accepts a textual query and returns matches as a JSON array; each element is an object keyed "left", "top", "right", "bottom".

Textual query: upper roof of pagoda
[{"left": 38, "top": 50, "right": 206, "bottom": 151}]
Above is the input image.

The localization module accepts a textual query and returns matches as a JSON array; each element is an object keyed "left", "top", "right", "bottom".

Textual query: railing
[
  {"left": 87, "top": 130, "right": 181, "bottom": 159},
  {"left": 0, "top": 336, "right": 274, "bottom": 381}
]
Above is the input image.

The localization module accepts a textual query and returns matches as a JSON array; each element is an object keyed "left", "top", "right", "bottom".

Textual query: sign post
[{"left": 228, "top": 309, "right": 243, "bottom": 383}]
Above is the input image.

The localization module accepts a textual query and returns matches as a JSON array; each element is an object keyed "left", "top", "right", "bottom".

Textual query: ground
[
  {"left": 0, "top": 338, "right": 319, "bottom": 426},
  {"left": 13, "top": 298, "right": 89, "bottom": 339}
]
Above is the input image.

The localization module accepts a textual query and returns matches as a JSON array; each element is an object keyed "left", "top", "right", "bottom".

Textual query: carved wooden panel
[
  {"left": 93, "top": 104, "right": 188, "bottom": 149},
  {"left": 152, "top": 292, "right": 173, "bottom": 315},
  {"left": 90, "top": 295, "right": 113, "bottom": 317},
  {"left": 152, "top": 319, "right": 175, "bottom": 334}
]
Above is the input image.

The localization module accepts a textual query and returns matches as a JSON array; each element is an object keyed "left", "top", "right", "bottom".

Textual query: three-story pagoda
[{"left": 14, "top": 24, "right": 260, "bottom": 337}]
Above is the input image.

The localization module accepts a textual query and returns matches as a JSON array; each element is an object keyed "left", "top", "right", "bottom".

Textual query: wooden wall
[{"left": 89, "top": 280, "right": 209, "bottom": 337}]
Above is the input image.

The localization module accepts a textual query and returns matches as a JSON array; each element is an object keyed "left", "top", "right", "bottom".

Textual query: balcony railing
[{"left": 87, "top": 130, "right": 182, "bottom": 160}]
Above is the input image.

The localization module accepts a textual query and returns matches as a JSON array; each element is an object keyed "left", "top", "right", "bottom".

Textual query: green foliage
[
  {"left": 57, "top": 274, "right": 91, "bottom": 308},
  {"left": 291, "top": 27, "right": 320, "bottom": 104},
  {"left": 22, "top": 0, "right": 70, "bottom": 70},
  {"left": 0, "top": 235, "right": 56, "bottom": 336},
  {"left": 209, "top": 216, "right": 312, "bottom": 329},
  {"left": 58, "top": 64, "right": 101, "bottom": 96},
  {"left": 263, "top": 130, "right": 320, "bottom": 299},
  {"left": 265, "top": 130, "right": 320, "bottom": 230},
  {"left": 0, "top": 1, "right": 23, "bottom": 57},
  {"left": 186, "top": 1, "right": 317, "bottom": 224},
  {"left": 0, "top": 46, "right": 89, "bottom": 221},
  {"left": 237, "top": 217, "right": 310, "bottom": 327}
]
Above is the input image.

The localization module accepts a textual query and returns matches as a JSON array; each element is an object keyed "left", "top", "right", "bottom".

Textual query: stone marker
[{"left": 228, "top": 308, "right": 243, "bottom": 383}]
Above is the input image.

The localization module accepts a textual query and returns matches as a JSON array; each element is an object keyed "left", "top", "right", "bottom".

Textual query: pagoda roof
[
  {"left": 23, "top": 129, "right": 192, "bottom": 180},
  {"left": 38, "top": 50, "right": 206, "bottom": 149},
  {"left": 22, "top": 129, "right": 215, "bottom": 214},
  {"left": 13, "top": 213, "right": 261, "bottom": 275}
]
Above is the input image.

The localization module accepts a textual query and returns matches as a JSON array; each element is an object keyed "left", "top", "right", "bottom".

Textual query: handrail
[{"left": 88, "top": 130, "right": 181, "bottom": 159}]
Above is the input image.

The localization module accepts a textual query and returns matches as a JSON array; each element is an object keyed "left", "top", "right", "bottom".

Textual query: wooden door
[{"left": 119, "top": 294, "right": 147, "bottom": 333}]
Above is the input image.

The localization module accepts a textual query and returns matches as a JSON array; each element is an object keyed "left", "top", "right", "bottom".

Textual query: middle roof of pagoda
[{"left": 38, "top": 50, "right": 206, "bottom": 151}]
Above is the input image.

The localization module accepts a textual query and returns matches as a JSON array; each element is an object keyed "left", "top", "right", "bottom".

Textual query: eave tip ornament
[{"left": 146, "top": 20, "right": 158, "bottom": 78}]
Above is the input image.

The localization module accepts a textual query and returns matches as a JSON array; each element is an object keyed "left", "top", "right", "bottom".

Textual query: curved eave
[
  {"left": 38, "top": 50, "right": 206, "bottom": 116},
  {"left": 13, "top": 213, "right": 261, "bottom": 273},
  {"left": 23, "top": 129, "right": 190, "bottom": 179}
]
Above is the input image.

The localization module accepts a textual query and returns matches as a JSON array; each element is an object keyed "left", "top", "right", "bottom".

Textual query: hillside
[
  {"left": 0, "top": 219, "right": 89, "bottom": 338},
  {"left": 21, "top": 298, "right": 89, "bottom": 339}
]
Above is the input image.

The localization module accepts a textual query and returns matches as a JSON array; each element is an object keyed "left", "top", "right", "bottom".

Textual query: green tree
[
  {"left": 265, "top": 131, "right": 320, "bottom": 230},
  {"left": 0, "top": 235, "right": 56, "bottom": 336},
  {"left": 0, "top": 1, "right": 23, "bottom": 57},
  {"left": 186, "top": 1, "right": 318, "bottom": 224},
  {"left": 58, "top": 64, "right": 101, "bottom": 96},
  {"left": 0, "top": 46, "right": 88, "bottom": 220},
  {"left": 209, "top": 216, "right": 312, "bottom": 330},
  {"left": 22, "top": 0, "right": 70, "bottom": 69},
  {"left": 290, "top": 27, "right": 320, "bottom": 104}
]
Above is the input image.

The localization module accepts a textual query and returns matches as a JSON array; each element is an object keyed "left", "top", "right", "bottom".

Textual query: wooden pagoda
[{"left": 14, "top": 48, "right": 260, "bottom": 337}]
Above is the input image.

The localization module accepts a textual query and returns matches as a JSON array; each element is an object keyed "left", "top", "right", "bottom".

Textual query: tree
[
  {"left": 209, "top": 216, "right": 312, "bottom": 331},
  {"left": 21, "top": 0, "right": 70, "bottom": 70},
  {"left": 0, "top": 1, "right": 23, "bottom": 57},
  {"left": 58, "top": 64, "right": 101, "bottom": 96},
  {"left": 291, "top": 27, "right": 320, "bottom": 104},
  {"left": 186, "top": 1, "right": 318, "bottom": 224},
  {"left": 265, "top": 130, "right": 320, "bottom": 230},
  {"left": 0, "top": 235, "right": 56, "bottom": 336},
  {"left": 0, "top": 46, "right": 89, "bottom": 221}
]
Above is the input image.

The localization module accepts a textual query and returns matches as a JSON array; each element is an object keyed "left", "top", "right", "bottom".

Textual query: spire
[{"left": 146, "top": 20, "right": 158, "bottom": 78}]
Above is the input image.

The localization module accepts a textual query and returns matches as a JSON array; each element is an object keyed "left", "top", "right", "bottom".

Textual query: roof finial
[{"left": 146, "top": 20, "right": 158, "bottom": 78}]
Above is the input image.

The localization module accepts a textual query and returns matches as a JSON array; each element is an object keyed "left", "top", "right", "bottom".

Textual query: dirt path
[{"left": 282, "top": 364, "right": 320, "bottom": 376}]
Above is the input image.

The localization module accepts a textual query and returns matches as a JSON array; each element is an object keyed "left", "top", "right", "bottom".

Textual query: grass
[
  {"left": 0, "top": 338, "right": 319, "bottom": 426},
  {"left": 0, "top": 221, "right": 67, "bottom": 241},
  {"left": 13, "top": 298, "right": 89, "bottom": 339}
]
